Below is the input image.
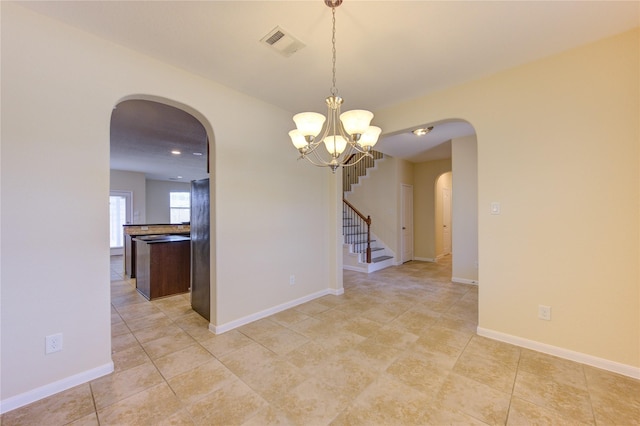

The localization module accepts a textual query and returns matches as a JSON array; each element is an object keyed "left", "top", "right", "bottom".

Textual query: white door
[
  {"left": 442, "top": 187, "right": 451, "bottom": 255},
  {"left": 401, "top": 184, "right": 414, "bottom": 263},
  {"left": 109, "top": 191, "right": 132, "bottom": 256}
]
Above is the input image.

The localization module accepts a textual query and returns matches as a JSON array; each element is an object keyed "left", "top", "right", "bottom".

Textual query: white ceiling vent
[{"left": 260, "top": 26, "right": 305, "bottom": 57}]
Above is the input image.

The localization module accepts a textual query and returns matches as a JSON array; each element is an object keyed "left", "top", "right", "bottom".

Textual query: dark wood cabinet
[
  {"left": 124, "top": 234, "right": 135, "bottom": 278},
  {"left": 134, "top": 236, "right": 190, "bottom": 300},
  {"left": 123, "top": 224, "right": 190, "bottom": 279}
]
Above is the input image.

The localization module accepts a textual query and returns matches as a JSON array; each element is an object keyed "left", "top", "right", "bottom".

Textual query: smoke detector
[{"left": 260, "top": 26, "right": 306, "bottom": 57}]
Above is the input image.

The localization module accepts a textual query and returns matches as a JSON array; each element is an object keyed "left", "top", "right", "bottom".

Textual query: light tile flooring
[{"left": 3, "top": 256, "right": 639, "bottom": 425}]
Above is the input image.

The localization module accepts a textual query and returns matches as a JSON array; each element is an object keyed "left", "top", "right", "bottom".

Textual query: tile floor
[{"left": 2, "top": 256, "right": 639, "bottom": 425}]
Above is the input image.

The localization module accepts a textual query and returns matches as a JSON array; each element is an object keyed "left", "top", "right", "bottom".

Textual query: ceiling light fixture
[
  {"left": 171, "top": 150, "right": 181, "bottom": 155},
  {"left": 289, "top": 0, "right": 381, "bottom": 173},
  {"left": 412, "top": 127, "right": 434, "bottom": 136}
]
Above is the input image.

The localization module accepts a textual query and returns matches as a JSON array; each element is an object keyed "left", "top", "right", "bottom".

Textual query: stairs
[
  {"left": 342, "top": 213, "right": 394, "bottom": 273},
  {"left": 343, "top": 151, "right": 384, "bottom": 193},
  {"left": 342, "top": 151, "right": 394, "bottom": 273}
]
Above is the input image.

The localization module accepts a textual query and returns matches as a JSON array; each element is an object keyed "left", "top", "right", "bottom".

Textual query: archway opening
[{"left": 109, "top": 96, "right": 215, "bottom": 322}]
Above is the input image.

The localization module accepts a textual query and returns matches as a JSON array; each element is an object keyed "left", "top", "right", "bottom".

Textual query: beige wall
[
  {"left": 413, "top": 159, "right": 452, "bottom": 261},
  {"left": 399, "top": 158, "right": 415, "bottom": 187},
  {"left": 451, "top": 136, "right": 479, "bottom": 283},
  {"left": 1, "top": 2, "right": 337, "bottom": 408},
  {"left": 145, "top": 179, "right": 191, "bottom": 224},
  {"left": 110, "top": 170, "right": 146, "bottom": 224},
  {"left": 376, "top": 29, "right": 639, "bottom": 371}
]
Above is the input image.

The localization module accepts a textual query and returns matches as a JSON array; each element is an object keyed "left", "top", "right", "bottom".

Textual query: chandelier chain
[
  {"left": 330, "top": 6, "right": 337, "bottom": 96},
  {"left": 289, "top": 0, "right": 381, "bottom": 173}
]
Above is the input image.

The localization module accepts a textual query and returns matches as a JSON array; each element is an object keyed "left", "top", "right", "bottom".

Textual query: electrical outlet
[
  {"left": 538, "top": 305, "right": 551, "bottom": 321},
  {"left": 289, "top": 274, "right": 295, "bottom": 285},
  {"left": 46, "top": 333, "right": 63, "bottom": 354}
]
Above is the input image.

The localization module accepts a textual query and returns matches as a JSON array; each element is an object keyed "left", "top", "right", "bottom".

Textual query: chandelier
[{"left": 289, "top": 0, "right": 381, "bottom": 173}]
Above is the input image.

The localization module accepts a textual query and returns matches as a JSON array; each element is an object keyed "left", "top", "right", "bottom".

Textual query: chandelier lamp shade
[{"left": 289, "top": 0, "right": 382, "bottom": 173}]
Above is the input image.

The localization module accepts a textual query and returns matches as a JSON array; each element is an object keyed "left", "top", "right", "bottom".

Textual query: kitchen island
[
  {"left": 133, "top": 235, "right": 190, "bottom": 300},
  {"left": 123, "top": 223, "right": 190, "bottom": 278}
]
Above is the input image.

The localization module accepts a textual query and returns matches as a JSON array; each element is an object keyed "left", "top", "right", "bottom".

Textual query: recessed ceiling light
[
  {"left": 171, "top": 150, "right": 181, "bottom": 155},
  {"left": 412, "top": 126, "right": 434, "bottom": 136},
  {"left": 192, "top": 152, "right": 203, "bottom": 156}
]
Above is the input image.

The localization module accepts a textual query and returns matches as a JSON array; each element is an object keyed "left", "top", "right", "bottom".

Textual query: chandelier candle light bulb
[{"left": 289, "top": 0, "right": 381, "bottom": 173}]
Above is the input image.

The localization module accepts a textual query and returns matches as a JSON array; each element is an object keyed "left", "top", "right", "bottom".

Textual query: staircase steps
[
  {"left": 344, "top": 232, "right": 369, "bottom": 242},
  {"left": 342, "top": 157, "right": 394, "bottom": 272},
  {"left": 372, "top": 255, "right": 393, "bottom": 263},
  {"left": 343, "top": 150, "right": 384, "bottom": 193},
  {"left": 354, "top": 246, "right": 384, "bottom": 255},
  {"left": 342, "top": 208, "right": 394, "bottom": 272}
]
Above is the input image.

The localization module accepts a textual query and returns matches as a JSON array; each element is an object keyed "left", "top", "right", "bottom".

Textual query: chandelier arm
[
  {"left": 306, "top": 149, "right": 336, "bottom": 167},
  {"left": 299, "top": 138, "right": 325, "bottom": 157},
  {"left": 341, "top": 151, "right": 373, "bottom": 167},
  {"left": 343, "top": 140, "right": 370, "bottom": 156},
  {"left": 302, "top": 140, "right": 373, "bottom": 169},
  {"left": 300, "top": 157, "right": 333, "bottom": 169}
]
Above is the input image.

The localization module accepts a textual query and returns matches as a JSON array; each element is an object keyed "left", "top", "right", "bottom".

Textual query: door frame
[
  {"left": 109, "top": 190, "right": 133, "bottom": 256},
  {"left": 400, "top": 184, "right": 414, "bottom": 263},
  {"left": 442, "top": 186, "right": 451, "bottom": 255}
]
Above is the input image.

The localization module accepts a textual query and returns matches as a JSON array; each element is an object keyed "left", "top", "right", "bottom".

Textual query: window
[
  {"left": 170, "top": 192, "right": 190, "bottom": 224},
  {"left": 109, "top": 195, "right": 127, "bottom": 248},
  {"left": 109, "top": 190, "right": 132, "bottom": 255}
]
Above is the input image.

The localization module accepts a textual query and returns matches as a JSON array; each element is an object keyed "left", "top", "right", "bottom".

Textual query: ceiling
[
  {"left": 110, "top": 100, "right": 209, "bottom": 182},
  {"left": 18, "top": 1, "right": 639, "bottom": 180}
]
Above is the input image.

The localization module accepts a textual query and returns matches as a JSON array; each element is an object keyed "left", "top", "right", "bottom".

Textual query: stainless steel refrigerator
[{"left": 190, "top": 178, "right": 210, "bottom": 321}]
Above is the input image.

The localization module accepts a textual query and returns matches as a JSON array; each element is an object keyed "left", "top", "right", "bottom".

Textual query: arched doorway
[{"left": 109, "top": 96, "right": 214, "bottom": 320}]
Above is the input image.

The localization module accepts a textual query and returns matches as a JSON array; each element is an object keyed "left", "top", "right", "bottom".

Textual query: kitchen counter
[
  {"left": 134, "top": 235, "right": 190, "bottom": 243},
  {"left": 122, "top": 224, "right": 190, "bottom": 278},
  {"left": 134, "top": 235, "right": 190, "bottom": 300},
  {"left": 124, "top": 223, "right": 190, "bottom": 236}
]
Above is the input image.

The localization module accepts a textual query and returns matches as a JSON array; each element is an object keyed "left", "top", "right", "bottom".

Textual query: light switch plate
[{"left": 491, "top": 202, "right": 501, "bottom": 215}]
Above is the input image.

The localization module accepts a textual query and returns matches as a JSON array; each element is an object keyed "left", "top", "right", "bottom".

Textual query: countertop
[
  {"left": 124, "top": 223, "right": 190, "bottom": 236},
  {"left": 133, "top": 235, "right": 190, "bottom": 244}
]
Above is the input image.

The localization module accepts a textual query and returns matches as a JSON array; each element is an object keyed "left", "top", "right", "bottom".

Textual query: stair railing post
[
  {"left": 365, "top": 215, "right": 372, "bottom": 263},
  {"left": 344, "top": 199, "right": 373, "bottom": 264}
]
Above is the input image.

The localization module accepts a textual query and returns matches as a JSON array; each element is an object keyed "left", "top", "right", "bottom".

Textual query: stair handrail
[
  {"left": 343, "top": 198, "right": 372, "bottom": 263},
  {"left": 342, "top": 150, "right": 384, "bottom": 193}
]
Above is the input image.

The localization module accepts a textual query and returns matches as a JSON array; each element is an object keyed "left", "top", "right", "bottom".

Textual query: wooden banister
[{"left": 343, "top": 198, "right": 372, "bottom": 263}]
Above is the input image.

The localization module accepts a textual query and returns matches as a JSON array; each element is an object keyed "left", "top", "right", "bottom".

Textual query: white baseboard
[
  {"left": 0, "top": 361, "right": 114, "bottom": 414},
  {"left": 343, "top": 261, "right": 394, "bottom": 274},
  {"left": 477, "top": 327, "right": 640, "bottom": 380},
  {"left": 210, "top": 288, "right": 336, "bottom": 335},
  {"left": 343, "top": 264, "right": 367, "bottom": 273},
  {"left": 328, "top": 287, "right": 344, "bottom": 296},
  {"left": 413, "top": 257, "right": 436, "bottom": 262},
  {"left": 452, "top": 277, "right": 478, "bottom": 285}
]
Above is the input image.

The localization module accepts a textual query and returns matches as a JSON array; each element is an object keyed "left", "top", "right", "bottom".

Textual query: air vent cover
[{"left": 260, "top": 26, "right": 306, "bottom": 57}]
